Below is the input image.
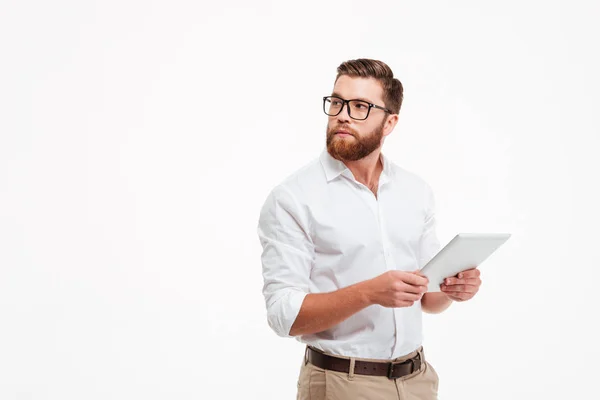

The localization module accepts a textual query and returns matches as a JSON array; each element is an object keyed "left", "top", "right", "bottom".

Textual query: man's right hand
[{"left": 364, "top": 270, "right": 429, "bottom": 308}]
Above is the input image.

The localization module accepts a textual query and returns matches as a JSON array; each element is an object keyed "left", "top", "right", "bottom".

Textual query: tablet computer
[{"left": 419, "top": 233, "right": 511, "bottom": 292}]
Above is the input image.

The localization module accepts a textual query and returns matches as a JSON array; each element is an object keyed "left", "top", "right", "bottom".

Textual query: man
[{"left": 257, "top": 58, "right": 482, "bottom": 399}]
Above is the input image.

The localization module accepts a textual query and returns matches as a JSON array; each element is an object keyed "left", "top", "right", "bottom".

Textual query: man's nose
[{"left": 336, "top": 102, "right": 351, "bottom": 123}]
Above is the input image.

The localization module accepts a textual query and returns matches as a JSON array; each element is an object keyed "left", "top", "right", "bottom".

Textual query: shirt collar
[{"left": 319, "top": 147, "right": 393, "bottom": 185}]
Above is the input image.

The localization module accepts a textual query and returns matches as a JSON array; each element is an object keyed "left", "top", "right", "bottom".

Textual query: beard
[{"left": 326, "top": 118, "right": 386, "bottom": 161}]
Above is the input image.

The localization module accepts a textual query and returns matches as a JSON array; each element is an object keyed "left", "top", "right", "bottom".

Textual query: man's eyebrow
[{"left": 331, "top": 92, "right": 374, "bottom": 103}]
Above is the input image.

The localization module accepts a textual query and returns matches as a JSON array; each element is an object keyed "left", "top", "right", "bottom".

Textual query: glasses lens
[
  {"left": 348, "top": 100, "right": 370, "bottom": 120},
  {"left": 324, "top": 97, "right": 343, "bottom": 116}
]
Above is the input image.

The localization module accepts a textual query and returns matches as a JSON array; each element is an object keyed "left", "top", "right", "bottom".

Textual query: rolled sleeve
[
  {"left": 257, "top": 185, "right": 314, "bottom": 338},
  {"left": 418, "top": 184, "right": 441, "bottom": 269}
]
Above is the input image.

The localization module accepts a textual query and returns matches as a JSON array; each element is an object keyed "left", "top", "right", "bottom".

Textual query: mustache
[{"left": 328, "top": 125, "right": 357, "bottom": 136}]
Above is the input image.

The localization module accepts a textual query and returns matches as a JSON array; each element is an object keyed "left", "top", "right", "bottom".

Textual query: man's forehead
[{"left": 332, "top": 75, "right": 384, "bottom": 103}]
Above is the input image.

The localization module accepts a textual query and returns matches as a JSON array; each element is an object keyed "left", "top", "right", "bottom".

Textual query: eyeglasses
[{"left": 323, "top": 95, "right": 392, "bottom": 121}]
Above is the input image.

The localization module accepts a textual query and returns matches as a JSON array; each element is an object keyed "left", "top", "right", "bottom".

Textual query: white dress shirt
[{"left": 257, "top": 147, "right": 441, "bottom": 360}]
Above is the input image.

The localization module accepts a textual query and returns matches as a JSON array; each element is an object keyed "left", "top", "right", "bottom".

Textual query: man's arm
[
  {"left": 258, "top": 185, "right": 315, "bottom": 338},
  {"left": 421, "top": 292, "right": 452, "bottom": 314},
  {"left": 289, "top": 281, "right": 372, "bottom": 336},
  {"left": 290, "top": 271, "right": 428, "bottom": 336},
  {"left": 418, "top": 184, "right": 454, "bottom": 314}
]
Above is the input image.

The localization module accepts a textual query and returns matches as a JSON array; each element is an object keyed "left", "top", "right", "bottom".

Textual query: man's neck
[{"left": 343, "top": 150, "right": 383, "bottom": 189}]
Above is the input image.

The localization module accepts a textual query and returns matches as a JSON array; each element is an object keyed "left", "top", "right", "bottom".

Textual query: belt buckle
[
  {"left": 387, "top": 360, "right": 408, "bottom": 379},
  {"left": 387, "top": 362, "right": 396, "bottom": 379},
  {"left": 387, "top": 358, "right": 416, "bottom": 380}
]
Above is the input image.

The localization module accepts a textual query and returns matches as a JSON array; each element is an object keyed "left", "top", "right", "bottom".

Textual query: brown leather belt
[{"left": 306, "top": 346, "right": 422, "bottom": 380}]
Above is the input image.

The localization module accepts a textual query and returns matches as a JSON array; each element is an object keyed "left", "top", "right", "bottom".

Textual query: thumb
[
  {"left": 402, "top": 270, "right": 428, "bottom": 286},
  {"left": 411, "top": 270, "right": 429, "bottom": 284}
]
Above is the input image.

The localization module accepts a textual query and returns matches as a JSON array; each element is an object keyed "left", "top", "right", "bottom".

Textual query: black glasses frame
[{"left": 323, "top": 95, "right": 393, "bottom": 120}]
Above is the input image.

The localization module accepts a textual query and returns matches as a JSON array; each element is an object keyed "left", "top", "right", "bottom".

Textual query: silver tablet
[{"left": 420, "top": 233, "right": 511, "bottom": 292}]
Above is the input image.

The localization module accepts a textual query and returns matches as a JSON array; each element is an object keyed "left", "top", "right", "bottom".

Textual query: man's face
[{"left": 326, "top": 75, "right": 390, "bottom": 162}]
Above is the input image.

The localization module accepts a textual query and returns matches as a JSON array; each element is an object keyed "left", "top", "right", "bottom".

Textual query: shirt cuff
[{"left": 267, "top": 289, "right": 309, "bottom": 338}]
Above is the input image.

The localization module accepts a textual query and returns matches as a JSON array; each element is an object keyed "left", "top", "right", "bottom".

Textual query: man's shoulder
[
  {"left": 258, "top": 154, "right": 324, "bottom": 210},
  {"left": 387, "top": 160, "right": 433, "bottom": 193},
  {"left": 276, "top": 154, "right": 324, "bottom": 194}
]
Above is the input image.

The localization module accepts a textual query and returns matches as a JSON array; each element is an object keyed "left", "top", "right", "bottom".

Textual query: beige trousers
[{"left": 296, "top": 346, "right": 439, "bottom": 400}]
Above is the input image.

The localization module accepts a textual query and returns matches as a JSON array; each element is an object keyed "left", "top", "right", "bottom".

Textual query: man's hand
[
  {"left": 365, "top": 270, "right": 429, "bottom": 308},
  {"left": 440, "top": 267, "right": 481, "bottom": 302}
]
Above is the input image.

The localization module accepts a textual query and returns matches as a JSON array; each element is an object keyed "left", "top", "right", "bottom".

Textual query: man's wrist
[{"left": 356, "top": 280, "right": 375, "bottom": 307}]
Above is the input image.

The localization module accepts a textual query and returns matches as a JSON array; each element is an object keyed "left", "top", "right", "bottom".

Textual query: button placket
[{"left": 378, "top": 200, "right": 393, "bottom": 271}]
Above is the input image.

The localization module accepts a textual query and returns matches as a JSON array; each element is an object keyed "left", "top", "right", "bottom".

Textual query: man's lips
[{"left": 335, "top": 130, "right": 352, "bottom": 137}]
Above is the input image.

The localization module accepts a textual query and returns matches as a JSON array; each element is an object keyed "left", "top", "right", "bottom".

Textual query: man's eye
[{"left": 355, "top": 103, "right": 367, "bottom": 109}]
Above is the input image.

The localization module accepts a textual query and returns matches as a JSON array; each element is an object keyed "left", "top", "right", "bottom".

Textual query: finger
[
  {"left": 394, "top": 300, "right": 416, "bottom": 308},
  {"left": 444, "top": 277, "right": 481, "bottom": 286},
  {"left": 441, "top": 284, "right": 478, "bottom": 293},
  {"left": 441, "top": 284, "right": 479, "bottom": 293},
  {"left": 401, "top": 291, "right": 423, "bottom": 302},
  {"left": 401, "top": 282, "right": 428, "bottom": 294},
  {"left": 456, "top": 268, "right": 480, "bottom": 279},
  {"left": 446, "top": 292, "right": 471, "bottom": 302},
  {"left": 402, "top": 272, "right": 429, "bottom": 286}
]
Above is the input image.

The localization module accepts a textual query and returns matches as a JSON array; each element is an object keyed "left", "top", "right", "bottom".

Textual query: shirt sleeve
[
  {"left": 257, "top": 184, "right": 314, "bottom": 338},
  {"left": 418, "top": 184, "right": 442, "bottom": 269}
]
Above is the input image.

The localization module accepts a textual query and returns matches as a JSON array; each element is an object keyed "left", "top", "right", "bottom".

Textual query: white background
[{"left": 1, "top": 1, "right": 599, "bottom": 399}]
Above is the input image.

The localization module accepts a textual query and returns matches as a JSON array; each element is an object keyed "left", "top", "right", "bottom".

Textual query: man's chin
[{"left": 328, "top": 147, "right": 356, "bottom": 161}]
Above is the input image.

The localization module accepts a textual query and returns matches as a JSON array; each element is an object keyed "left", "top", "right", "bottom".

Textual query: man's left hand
[{"left": 440, "top": 268, "right": 481, "bottom": 302}]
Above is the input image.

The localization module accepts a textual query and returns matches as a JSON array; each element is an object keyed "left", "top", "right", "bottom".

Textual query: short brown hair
[{"left": 335, "top": 58, "right": 404, "bottom": 114}]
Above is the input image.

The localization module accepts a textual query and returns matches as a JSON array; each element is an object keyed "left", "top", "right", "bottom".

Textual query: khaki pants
[{"left": 296, "top": 346, "right": 439, "bottom": 400}]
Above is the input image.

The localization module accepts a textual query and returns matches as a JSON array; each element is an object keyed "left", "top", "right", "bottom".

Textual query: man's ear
[{"left": 384, "top": 114, "right": 399, "bottom": 136}]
